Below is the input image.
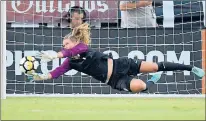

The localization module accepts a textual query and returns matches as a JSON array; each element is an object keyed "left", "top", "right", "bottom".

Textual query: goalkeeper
[{"left": 28, "top": 23, "right": 205, "bottom": 93}]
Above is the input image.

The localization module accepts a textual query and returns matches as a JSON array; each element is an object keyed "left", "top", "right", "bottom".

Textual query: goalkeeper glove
[
  {"left": 26, "top": 73, "right": 50, "bottom": 82},
  {"left": 35, "top": 51, "right": 58, "bottom": 63}
]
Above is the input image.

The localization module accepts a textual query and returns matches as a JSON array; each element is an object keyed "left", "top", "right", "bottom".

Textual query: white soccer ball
[{"left": 19, "top": 56, "right": 39, "bottom": 74}]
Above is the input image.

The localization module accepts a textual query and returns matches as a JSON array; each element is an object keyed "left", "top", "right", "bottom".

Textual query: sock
[{"left": 157, "top": 62, "right": 193, "bottom": 72}]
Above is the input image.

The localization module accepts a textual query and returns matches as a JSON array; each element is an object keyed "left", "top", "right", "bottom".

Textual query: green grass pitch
[{"left": 2, "top": 97, "right": 205, "bottom": 120}]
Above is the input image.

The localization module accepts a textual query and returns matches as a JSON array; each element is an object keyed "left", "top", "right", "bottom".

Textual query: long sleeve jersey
[
  {"left": 50, "top": 42, "right": 88, "bottom": 78},
  {"left": 49, "top": 42, "right": 111, "bottom": 83}
]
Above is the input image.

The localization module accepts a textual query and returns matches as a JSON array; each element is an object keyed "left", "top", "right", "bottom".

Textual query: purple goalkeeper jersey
[{"left": 50, "top": 42, "right": 88, "bottom": 78}]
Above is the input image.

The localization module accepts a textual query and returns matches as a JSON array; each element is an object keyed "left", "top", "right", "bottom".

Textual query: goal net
[{"left": 4, "top": 0, "right": 206, "bottom": 96}]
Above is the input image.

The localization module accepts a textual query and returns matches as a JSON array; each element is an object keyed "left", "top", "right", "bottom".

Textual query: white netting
[{"left": 5, "top": 0, "right": 206, "bottom": 95}]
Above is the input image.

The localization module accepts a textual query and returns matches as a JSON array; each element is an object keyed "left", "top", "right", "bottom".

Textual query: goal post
[
  {"left": 0, "top": 1, "right": 7, "bottom": 99},
  {"left": 202, "top": 29, "right": 206, "bottom": 94}
]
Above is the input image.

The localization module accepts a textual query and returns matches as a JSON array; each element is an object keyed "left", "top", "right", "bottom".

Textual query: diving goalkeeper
[{"left": 28, "top": 23, "right": 205, "bottom": 93}]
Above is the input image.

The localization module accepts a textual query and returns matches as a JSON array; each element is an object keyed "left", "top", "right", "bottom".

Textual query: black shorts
[{"left": 107, "top": 57, "right": 142, "bottom": 92}]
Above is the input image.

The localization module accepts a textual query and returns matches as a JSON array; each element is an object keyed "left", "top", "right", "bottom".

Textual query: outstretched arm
[
  {"left": 28, "top": 58, "right": 71, "bottom": 81},
  {"left": 50, "top": 58, "right": 70, "bottom": 79},
  {"left": 36, "top": 43, "right": 88, "bottom": 62}
]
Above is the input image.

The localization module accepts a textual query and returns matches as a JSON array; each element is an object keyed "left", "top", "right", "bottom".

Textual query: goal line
[{"left": 6, "top": 94, "right": 205, "bottom": 98}]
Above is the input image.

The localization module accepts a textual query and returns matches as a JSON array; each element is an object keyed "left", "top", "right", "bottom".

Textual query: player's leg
[
  {"left": 139, "top": 61, "right": 205, "bottom": 78},
  {"left": 115, "top": 74, "right": 161, "bottom": 93}
]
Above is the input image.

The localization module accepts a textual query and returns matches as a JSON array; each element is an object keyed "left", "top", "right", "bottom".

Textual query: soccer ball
[{"left": 19, "top": 56, "right": 39, "bottom": 74}]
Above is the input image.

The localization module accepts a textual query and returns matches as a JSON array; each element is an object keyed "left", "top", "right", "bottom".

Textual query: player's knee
[{"left": 130, "top": 79, "right": 146, "bottom": 93}]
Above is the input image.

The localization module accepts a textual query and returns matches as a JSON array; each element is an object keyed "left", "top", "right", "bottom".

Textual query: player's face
[
  {"left": 70, "top": 12, "right": 84, "bottom": 29},
  {"left": 63, "top": 39, "right": 78, "bottom": 49}
]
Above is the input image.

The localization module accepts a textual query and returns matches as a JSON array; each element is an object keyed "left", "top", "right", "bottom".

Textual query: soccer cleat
[
  {"left": 191, "top": 66, "right": 205, "bottom": 78},
  {"left": 147, "top": 74, "right": 161, "bottom": 83}
]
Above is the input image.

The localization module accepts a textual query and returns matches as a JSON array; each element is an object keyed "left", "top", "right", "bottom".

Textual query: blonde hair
[{"left": 64, "top": 23, "right": 91, "bottom": 45}]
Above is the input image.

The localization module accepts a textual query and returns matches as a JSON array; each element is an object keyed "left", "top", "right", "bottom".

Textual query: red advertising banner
[{"left": 7, "top": 0, "right": 118, "bottom": 24}]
